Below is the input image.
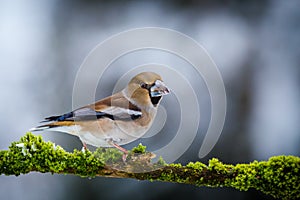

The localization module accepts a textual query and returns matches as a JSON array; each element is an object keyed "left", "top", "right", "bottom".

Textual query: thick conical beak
[{"left": 150, "top": 80, "right": 170, "bottom": 97}]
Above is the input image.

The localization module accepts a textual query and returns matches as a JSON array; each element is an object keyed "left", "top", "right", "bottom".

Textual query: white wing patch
[
  {"left": 101, "top": 106, "right": 142, "bottom": 118},
  {"left": 72, "top": 106, "right": 142, "bottom": 120},
  {"left": 73, "top": 107, "right": 97, "bottom": 116}
]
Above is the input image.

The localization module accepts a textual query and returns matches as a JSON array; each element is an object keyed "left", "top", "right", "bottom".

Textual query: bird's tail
[
  {"left": 30, "top": 113, "right": 76, "bottom": 133},
  {"left": 29, "top": 112, "right": 73, "bottom": 132},
  {"left": 29, "top": 116, "right": 60, "bottom": 132},
  {"left": 29, "top": 124, "right": 52, "bottom": 132}
]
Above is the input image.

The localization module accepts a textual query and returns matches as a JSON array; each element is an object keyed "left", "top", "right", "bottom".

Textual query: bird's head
[{"left": 123, "top": 72, "right": 170, "bottom": 109}]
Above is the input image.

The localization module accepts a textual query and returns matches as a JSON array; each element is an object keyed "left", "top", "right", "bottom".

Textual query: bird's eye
[{"left": 140, "top": 83, "right": 148, "bottom": 89}]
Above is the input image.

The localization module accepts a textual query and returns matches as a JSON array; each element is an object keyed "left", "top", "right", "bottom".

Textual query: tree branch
[{"left": 0, "top": 133, "right": 299, "bottom": 199}]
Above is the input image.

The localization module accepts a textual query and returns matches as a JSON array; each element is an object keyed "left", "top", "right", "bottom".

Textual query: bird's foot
[
  {"left": 108, "top": 141, "right": 128, "bottom": 162},
  {"left": 122, "top": 152, "right": 128, "bottom": 163}
]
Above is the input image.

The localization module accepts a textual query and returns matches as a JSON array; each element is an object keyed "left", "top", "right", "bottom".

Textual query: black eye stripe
[{"left": 139, "top": 81, "right": 162, "bottom": 106}]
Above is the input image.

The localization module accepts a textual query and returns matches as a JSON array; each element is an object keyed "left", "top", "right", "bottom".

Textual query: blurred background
[{"left": 0, "top": 0, "right": 300, "bottom": 199}]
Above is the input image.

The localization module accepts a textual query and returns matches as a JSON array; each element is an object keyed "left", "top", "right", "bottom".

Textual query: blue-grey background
[{"left": 0, "top": 0, "right": 299, "bottom": 199}]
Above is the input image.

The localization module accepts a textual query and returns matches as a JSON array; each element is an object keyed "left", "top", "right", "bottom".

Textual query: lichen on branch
[{"left": 0, "top": 133, "right": 299, "bottom": 200}]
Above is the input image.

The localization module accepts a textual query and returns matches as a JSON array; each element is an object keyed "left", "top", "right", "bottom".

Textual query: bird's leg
[{"left": 108, "top": 140, "right": 128, "bottom": 162}]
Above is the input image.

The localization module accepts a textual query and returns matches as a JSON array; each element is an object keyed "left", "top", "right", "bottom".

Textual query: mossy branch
[{"left": 0, "top": 133, "right": 299, "bottom": 199}]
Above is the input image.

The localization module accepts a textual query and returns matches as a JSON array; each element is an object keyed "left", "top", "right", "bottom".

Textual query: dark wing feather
[
  {"left": 41, "top": 92, "right": 142, "bottom": 123},
  {"left": 42, "top": 105, "right": 142, "bottom": 122}
]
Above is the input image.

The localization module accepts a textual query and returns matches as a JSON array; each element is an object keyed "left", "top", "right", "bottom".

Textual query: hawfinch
[{"left": 30, "top": 72, "right": 170, "bottom": 158}]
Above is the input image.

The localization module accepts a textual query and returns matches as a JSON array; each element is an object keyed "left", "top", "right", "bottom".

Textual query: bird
[{"left": 30, "top": 72, "right": 170, "bottom": 160}]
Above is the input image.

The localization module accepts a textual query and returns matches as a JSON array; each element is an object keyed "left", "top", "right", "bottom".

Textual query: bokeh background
[{"left": 1, "top": 0, "right": 300, "bottom": 199}]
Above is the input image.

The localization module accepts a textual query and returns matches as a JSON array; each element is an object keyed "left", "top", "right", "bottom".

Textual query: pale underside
[{"left": 48, "top": 115, "right": 154, "bottom": 147}]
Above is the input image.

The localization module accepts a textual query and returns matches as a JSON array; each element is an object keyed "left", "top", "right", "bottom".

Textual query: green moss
[
  {"left": 131, "top": 143, "right": 146, "bottom": 154},
  {"left": 0, "top": 133, "right": 299, "bottom": 199},
  {"left": 0, "top": 132, "right": 105, "bottom": 177},
  {"left": 225, "top": 156, "right": 300, "bottom": 199},
  {"left": 156, "top": 156, "right": 167, "bottom": 166},
  {"left": 169, "top": 163, "right": 182, "bottom": 168},
  {"left": 94, "top": 147, "right": 123, "bottom": 164},
  {"left": 257, "top": 156, "right": 300, "bottom": 200},
  {"left": 208, "top": 158, "right": 234, "bottom": 174},
  {"left": 156, "top": 169, "right": 186, "bottom": 184},
  {"left": 158, "top": 156, "right": 300, "bottom": 199},
  {"left": 186, "top": 161, "right": 207, "bottom": 171}
]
